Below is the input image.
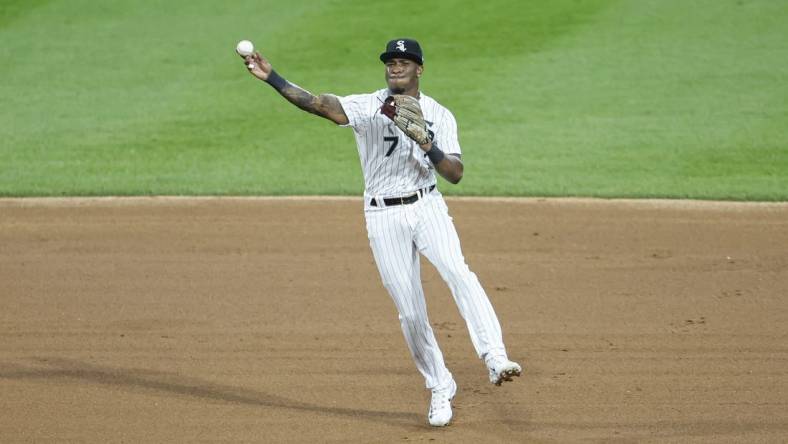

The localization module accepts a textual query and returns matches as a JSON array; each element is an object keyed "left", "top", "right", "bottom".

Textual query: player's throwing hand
[{"left": 241, "top": 52, "right": 271, "bottom": 81}]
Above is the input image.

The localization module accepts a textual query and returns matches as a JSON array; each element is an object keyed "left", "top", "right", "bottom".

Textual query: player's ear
[{"left": 417, "top": 65, "right": 424, "bottom": 77}]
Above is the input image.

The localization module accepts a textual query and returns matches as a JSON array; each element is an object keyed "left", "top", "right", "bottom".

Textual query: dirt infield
[{"left": 1, "top": 197, "right": 787, "bottom": 443}]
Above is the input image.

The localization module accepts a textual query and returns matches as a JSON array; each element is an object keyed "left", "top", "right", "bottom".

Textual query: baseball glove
[{"left": 380, "top": 95, "right": 433, "bottom": 145}]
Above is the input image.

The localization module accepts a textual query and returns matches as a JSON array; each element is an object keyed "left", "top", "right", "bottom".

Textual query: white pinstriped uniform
[{"left": 339, "top": 89, "right": 508, "bottom": 390}]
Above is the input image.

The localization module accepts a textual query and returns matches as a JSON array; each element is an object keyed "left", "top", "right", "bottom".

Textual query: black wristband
[
  {"left": 426, "top": 142, "right": 446, "bottom": 165},
  {"left": 266, "top": 69, "right": 288, "bottom": 91}
]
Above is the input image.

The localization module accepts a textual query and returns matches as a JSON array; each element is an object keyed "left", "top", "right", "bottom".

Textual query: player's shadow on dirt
[{"left": 0, "top": 357, "right": 420, "bottom": 427}]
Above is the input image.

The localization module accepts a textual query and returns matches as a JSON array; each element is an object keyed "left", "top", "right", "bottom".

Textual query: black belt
[{"left": 370, "top": 185, "right": 435, "bottom": 207}]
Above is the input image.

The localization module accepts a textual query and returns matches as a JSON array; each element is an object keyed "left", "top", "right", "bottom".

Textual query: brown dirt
[{"left": 1, "top": 197, "right": 787, "bottom": 443}]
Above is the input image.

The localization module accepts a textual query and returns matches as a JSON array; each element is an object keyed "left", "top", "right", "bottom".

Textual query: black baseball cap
[{"left": 379, "top": 38, "right": 424, "bottom": 65}]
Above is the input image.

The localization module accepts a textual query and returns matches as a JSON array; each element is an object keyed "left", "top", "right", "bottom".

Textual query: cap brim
[{"left": 379, "top": 51, "right": 423, "bottom": 65}]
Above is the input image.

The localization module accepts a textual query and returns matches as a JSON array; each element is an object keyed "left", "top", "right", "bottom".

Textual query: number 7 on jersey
[{"left": 384, "top": 136, "right": 399, "bottom": 157}]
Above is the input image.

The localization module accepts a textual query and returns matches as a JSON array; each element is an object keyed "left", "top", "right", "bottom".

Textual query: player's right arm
[{"left": 242, "top": 52, "right": 349, "bottom": 126}]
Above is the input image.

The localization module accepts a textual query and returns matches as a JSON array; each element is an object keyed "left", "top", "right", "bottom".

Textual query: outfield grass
[{"left": 1, "top": 0, "right": 786, "bottom": 199}]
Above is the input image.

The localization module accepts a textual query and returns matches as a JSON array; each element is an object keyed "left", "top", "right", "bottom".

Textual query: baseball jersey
[{"left": 338, "top": 89, "right": 461, "bottom": 197}]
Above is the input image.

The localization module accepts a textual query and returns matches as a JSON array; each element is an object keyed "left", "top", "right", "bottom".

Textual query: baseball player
[{"left": 240, "top": 38, "right": 521, "bottom": 427}]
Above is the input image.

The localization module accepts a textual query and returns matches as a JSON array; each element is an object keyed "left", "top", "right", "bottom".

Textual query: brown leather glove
[{"left": 380, "top": 95, "right": 433, "bottom": 145}]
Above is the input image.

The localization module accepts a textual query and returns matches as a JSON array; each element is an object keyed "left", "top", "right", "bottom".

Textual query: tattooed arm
[{"left": 242, "top": 52, "right": 349, "bottom": 125}]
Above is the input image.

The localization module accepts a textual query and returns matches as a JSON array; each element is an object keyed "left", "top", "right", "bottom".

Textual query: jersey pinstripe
[{"left": 338, "top": 89, "right": 461, "bottom": 197}]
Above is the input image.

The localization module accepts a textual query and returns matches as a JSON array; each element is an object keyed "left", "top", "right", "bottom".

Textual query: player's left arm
[
  {"left": 420, "top": 142, "right": 463, "bottom": 184},
  {"left": 421, "top": 107, "right": 463, "bottom": 184},
  {"left": 380, "top": 96, "right": 464, "bottom": 182}
]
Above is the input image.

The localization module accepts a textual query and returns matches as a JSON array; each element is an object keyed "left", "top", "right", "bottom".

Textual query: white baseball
[{"left": 236, "top": 40, "right": 254, "bottom": 57}]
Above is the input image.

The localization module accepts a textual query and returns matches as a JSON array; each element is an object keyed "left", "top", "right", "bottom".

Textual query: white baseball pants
[{"left": 364, "top": 191, "right": 507, "bottom": 389}]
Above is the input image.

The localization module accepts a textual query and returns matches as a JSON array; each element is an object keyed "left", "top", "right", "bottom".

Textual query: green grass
[{"left": 1, "top": 0, "right": 787, "bottom": 199}]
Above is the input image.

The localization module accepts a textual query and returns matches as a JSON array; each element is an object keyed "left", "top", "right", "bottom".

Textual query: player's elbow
[
  {"left": 444, "top": 168, "right": 463, "bottom": 184},
  {"left": 316, "top": 94, "right": 349, "bottom": 125},
  {"left": 439, "top": 155, "right": 463, "bottom": 184},
  {"left": 450, "top": 161, "right": 464, "bottom": 184}
]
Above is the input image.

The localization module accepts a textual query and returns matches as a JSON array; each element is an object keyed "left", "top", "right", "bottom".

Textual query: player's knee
[
  {"left": 398, "top": 312, "right": 429, "bottom": 330},
  {"left": 439, "top": 261, "right": 473, "bottom": 284},
  {"left": 382, "top": 279, "right": 415, "bottom": 301}
]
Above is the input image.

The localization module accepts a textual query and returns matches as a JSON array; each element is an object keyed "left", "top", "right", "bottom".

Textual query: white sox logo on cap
[{"left": 380, "top": 38, "right": 423, "bottom": 65}]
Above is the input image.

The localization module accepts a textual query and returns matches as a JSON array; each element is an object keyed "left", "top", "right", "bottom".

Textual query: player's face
[{"left": 385, "top": 58, "right": 422, "bottom": 94}]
